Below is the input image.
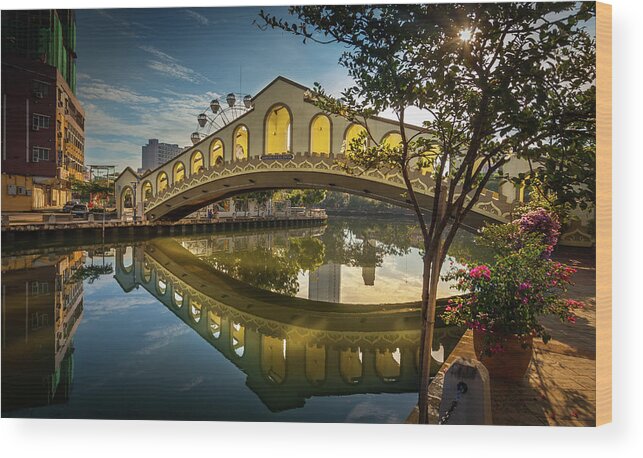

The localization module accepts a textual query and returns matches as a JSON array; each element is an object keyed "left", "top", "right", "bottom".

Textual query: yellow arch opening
[
  {"left": 310, "top": 114, "right": 331, "bottom": 155},
  {"left": 173, "top": 161, "right": 185, "bottom": 184},
  {"left": 191, "top": 151, "right": 204, "bottom": 175},
  {"left": 381, "top": 132, "right": 402, "bottom": 149},
  {"left": 157, "top": 172, "right": 168, "bottom": 193},
  {"left": 344, "top": 124, "right": 367, "bottom": 156},
  {"left": 261, "top": 335, "right": 287, "bottom": 384},
  {"left": 231, "top": 322, "right": 245, "bottom": 357},
  {"left": 265, "top": 105, "right": 291, "bottom": 154},
  {"left": 142, "top": 181, "right": 153, "bottom": 201},
  {"left": 339, "top": 347, "right": 363, "bottom": 384},
  {"left": 375, "top": 348, "right": 402, "bottom": 382},
  {"left": 305, "top": 344, "right": 326, "bottom": 385},
  {"left": 210, "top": 139, "right": 224, "bottom": 166},
  {"left": 233, "top": 126, "right": 248, "bottom": 161},
  {"left": 420, "top": 145, "right": 441, "bottom": 175}
]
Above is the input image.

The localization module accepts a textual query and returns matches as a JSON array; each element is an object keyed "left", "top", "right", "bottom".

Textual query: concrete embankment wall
[{"left": 2, "top": 216, "right": 327, "bottom": 252}]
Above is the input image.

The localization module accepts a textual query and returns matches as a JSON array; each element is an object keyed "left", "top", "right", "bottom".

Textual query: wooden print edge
[{"left": 595, "top": 1, "right": 612, "bottom": 426}]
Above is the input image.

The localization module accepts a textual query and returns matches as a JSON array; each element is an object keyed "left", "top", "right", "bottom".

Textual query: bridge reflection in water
[{"left": 113, "top": 232, "right": 463, "bottom": 412}]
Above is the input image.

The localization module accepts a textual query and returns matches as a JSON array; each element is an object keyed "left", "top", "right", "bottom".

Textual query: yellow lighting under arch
[
  {"left": 344, "top": 123, "right": 367, "bottom": 156},
  {"left": 233, "top": 126, "right": 249, "bottom": 161},
  {"left": 157, "top": 172, "right": 168, "bottom": 193},
  {"left": 210, "top": 139, "right": 224, "bottom": 166},
  {"left": 142, "top": 181, "right": 153, "bottom": 201},
  {"left": 191, "top": 150, "right": 204, "bottom": 175},
  {"left": 173, "top": 161, "right": 185, "bottom": 184},
  {"left": 265, "top": 105, "right": 291, "bottom": 154},
  {"left": 310, "top": 114, "right": 331, "bottom": 155}
]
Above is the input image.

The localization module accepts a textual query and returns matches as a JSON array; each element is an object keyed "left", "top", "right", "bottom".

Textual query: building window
[
  {"left": 32, "top": 114, "right": 50, "bottom": 130},
  {"left": 32, "top": 80, "right": 50, "bottom": 98},
  {"left": 32, "top": 147, "right": 50, "bottom": 162}
]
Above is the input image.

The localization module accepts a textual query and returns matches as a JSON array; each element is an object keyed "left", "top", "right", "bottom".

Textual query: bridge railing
[{"left": 142, "top": 151, "right": 517, "bottom": 224}]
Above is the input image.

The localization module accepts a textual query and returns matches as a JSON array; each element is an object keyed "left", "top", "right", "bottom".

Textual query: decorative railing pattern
[{"left": 143, "top": 152, "right": 517, "bottom": 223}]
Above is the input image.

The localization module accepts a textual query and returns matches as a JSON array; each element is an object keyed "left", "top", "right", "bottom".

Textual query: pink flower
[
  {"left": 519, "top": 282, "right": 531, "bottom": 291},
  {"left": 469, "top": 265, "right": 491, "bottom": 281},
  {"left": 489, "top": 343, "right": 505, "bottom": 354},
  {"left": 566, "top": 299, "right": 585, "bottom": 309}
]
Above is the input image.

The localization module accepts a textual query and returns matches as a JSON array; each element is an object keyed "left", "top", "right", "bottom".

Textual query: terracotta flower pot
[{"left": 473, "top": 329, "right": 534, "bottom": 381}]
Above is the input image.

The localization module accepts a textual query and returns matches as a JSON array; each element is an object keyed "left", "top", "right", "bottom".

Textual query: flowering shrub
[
  {"left": 516, "top": 208, "right": 561, "bottom": 257},
  {"left": 442, "top": 216, "right": 582, "bottom": 356}
]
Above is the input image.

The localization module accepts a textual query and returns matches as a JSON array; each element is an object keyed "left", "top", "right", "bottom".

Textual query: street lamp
[{"left": 130, "top": 180, "right": 138, "bottom": 223}]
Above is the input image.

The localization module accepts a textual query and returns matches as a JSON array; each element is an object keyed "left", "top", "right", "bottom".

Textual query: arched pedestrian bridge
[
  {"left": 115, "top": 76, "right": 522, "bottom": 224},
  {"left": 113, "top": 236, "right": 463, "bottom": 411}
]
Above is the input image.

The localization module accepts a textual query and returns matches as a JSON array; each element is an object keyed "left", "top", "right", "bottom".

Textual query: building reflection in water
[
  {"left": 1, "top": 251, "right": 84, "bottom": 414},
  {"left": 308, "top": 263, "right": 341, "bottom": 302},
  {"left": 114, "top": 235, "right": 462, "bottom": 412}
]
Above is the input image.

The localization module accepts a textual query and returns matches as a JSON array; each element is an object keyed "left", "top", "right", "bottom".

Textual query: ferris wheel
[{"left": 190, "top": 92, "right": 253, "bottom": 145}]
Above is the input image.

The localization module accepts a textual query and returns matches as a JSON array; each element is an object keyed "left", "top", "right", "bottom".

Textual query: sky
[{"left": 75, "top": 7, "right": 353, "bottom": 170}]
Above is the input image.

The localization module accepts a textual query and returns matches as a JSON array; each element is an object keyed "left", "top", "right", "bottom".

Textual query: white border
[{"left": 1, "top": 0, "right": 641, "bottom": 456}]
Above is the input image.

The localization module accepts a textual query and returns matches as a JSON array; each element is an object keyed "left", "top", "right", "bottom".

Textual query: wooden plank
[{"left": 596, "top": 1, "right": 612, "bottom": 426}]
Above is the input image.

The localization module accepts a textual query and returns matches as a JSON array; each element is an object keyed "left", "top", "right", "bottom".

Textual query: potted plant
[{"left": 442, "top": 208, "right": 584, "bottom": 380}]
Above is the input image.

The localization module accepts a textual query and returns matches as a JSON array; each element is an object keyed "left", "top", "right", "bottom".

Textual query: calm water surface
[{"left": 1, "top": 218, "right": 482, "bottom": 422}]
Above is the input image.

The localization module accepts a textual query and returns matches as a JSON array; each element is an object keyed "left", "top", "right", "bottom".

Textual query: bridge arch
[
  {"left": 231, "top": 321, "right": 245, "bottom": 357},
  {"left": 120, "top": 185, "right": 134, "bottom": 216},
  {"left": 232, "top": 125, "right": 249, "bottom": 161},
  {"left": 375, "top": 348, "right": 402, "bottom": 382},
  {"left": 190, "top": 150, "right": 205, "bottom": 175},
  {"left": 172, "top": 288, "right": 184, "bottom": 308},
  {"left": 142, "top": 180, "right": 154, "bottom": 201},
  {"left": 309, "top": 113, "right": 332, "bottom": 155},
  {"left": 208, "top": 310, "right": 221, "bottom": 339},
  {"left": 209, "top": 138, "right": 224, "bottom": 167},
  {"left": 339, "top": 347, "right": 363, "bottom": 385},
  {"left": 157, "top": 171, "right": 168, "bottom": 193},
  {"left": 381, "top": 131, "right": 402, "bottom": 148},
  {"left": 343, "top": 123, "right": 368, "bottom": 155},
  {"left": 189, "top": 300, "right": 202, "bottom": 323},
  {"left": 156, "top": 277, "right": 167, "bottom": 296},
  {"left": 305, "top": 344, "right": 327, "bottom": 385},
  {"left": 261, "top": 335, "right": 287, "bottom": 384},
  {"left": 142, "top": 261, "right": 152, "bottom": 283},
  {"left": 172, "top": 161, "right": 186, "bottom": 185},
  {"left": 264, "top": 103, "right": 293, "bottom": 155}
]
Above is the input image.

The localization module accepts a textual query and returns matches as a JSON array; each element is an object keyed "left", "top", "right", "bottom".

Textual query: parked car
[
  {"left": 63, "top": 200, "right": 80, "bottom": 212},
  {"left": 70, "top": 204, "right": 89, "bottom": 218}
]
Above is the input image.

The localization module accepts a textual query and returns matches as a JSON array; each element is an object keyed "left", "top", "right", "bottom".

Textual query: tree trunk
[{"left": 417, "top": 244, "right": 443, "bottom": 424}]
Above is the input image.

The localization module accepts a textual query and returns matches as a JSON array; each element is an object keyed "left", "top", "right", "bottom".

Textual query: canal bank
[{"left": 1, "top": 215, "right": 327, "bottom": 252}]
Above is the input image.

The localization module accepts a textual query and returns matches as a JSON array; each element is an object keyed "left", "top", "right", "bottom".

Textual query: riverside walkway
[{"left": 408, "top": 247, "right": 597, "bottom": 426}]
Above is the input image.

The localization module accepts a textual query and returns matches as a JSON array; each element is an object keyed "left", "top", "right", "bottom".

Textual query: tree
[
  {"left": 259, "top": 2, "right": 595, "bottom": 423},
  {"left": 70, "top": 177, "right": 113, "bottom": 207},
  {"left": 278, "top": 189, "right": 327, "bottom": 208}
]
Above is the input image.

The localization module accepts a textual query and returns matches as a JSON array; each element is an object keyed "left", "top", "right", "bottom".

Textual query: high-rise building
[
  {"left": 141, "top": 139, "right": 183, "bottom": 171},
  {"left": 1, "top": 10, "right": 85, "bottom": 211},
  {"left": 308, "top": 263, "right": 342, "bottom": 303}
]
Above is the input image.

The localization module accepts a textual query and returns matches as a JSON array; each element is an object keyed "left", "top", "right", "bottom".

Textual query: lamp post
[{"left": 130, "top": 180, "right": 138, "bottom": 224}]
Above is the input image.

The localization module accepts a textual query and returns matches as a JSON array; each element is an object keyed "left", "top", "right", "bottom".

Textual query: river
[{"left": 1, "top": 217, "right": 485, "bottom": 422}]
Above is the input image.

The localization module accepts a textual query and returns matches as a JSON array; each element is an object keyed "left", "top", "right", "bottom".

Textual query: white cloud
[
  {"left": 184, "top": 9, "right": 209, "bottom": 26},
  {"left": 79, "top": 81, "right": 160, "bottom": 104},
  {"left": 139, "top": 45, "right": 215, "bottom": 85}
]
